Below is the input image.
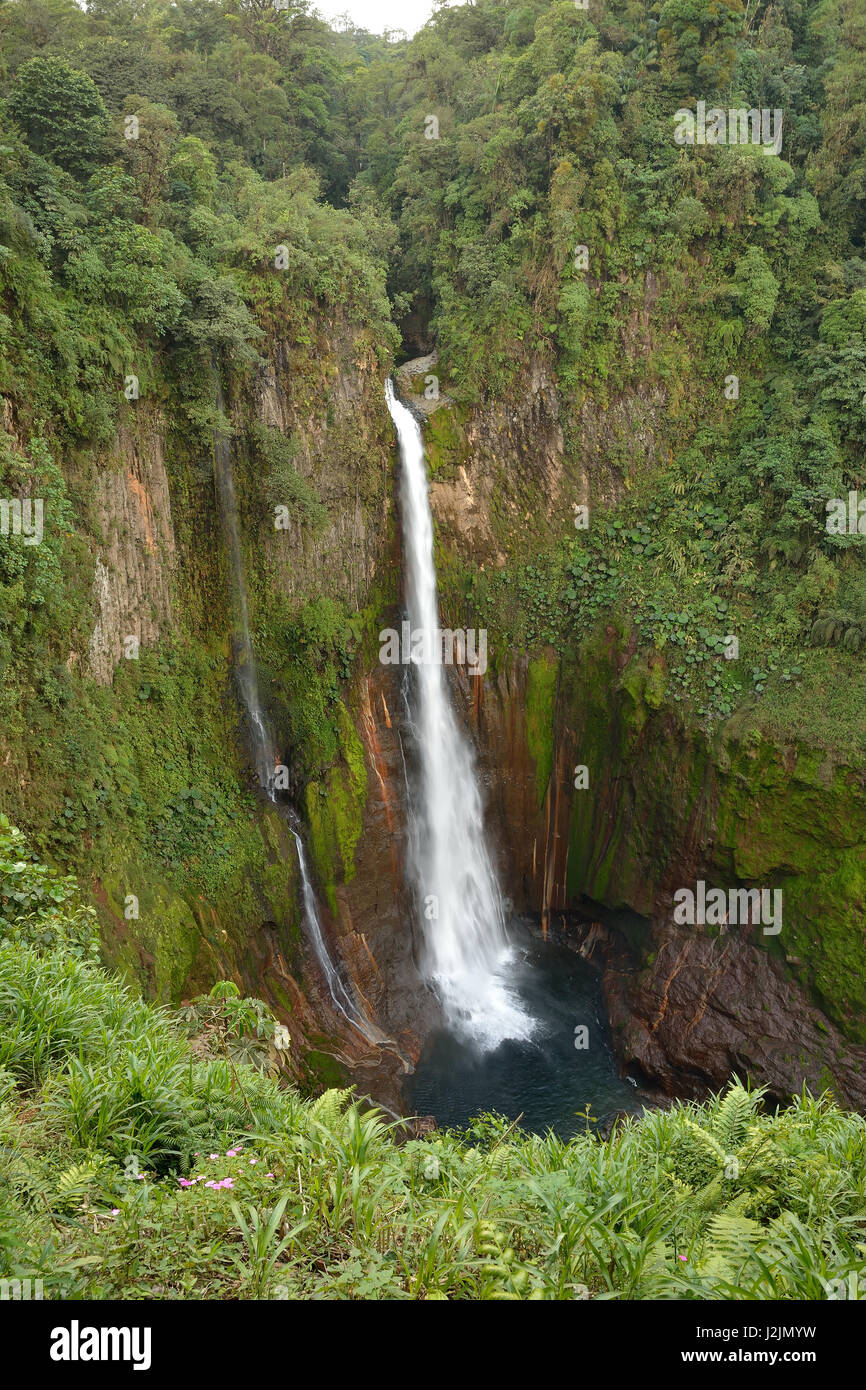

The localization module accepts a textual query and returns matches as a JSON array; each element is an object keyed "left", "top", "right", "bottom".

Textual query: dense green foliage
[
  {"left": 1, "top": 831, "right": 864, "bottom": 1299},
  {"left": 0, "top": 2, "right": 865, "bottom": 1303},
  {"left": 380, "top": 0, "right": 865, "bottom": 742},
  {"left": 0, "top": 812, "right": 100, "bottom": 957},
  {"left": 0, "top": 0, "right": 863, "bottom": 865}
]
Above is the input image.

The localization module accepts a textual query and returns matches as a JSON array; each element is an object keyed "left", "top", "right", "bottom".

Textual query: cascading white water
[
  {"left": 291, "top": 827, "right": 378, "bottom": 1042},
  {"left": 385, "top": 379, "right": 533, "bottom": 1048}
]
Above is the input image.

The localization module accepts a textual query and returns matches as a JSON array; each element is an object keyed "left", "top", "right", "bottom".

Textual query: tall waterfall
[{"left": 385, "top": 380, "right": 533, "bottom": 1048}]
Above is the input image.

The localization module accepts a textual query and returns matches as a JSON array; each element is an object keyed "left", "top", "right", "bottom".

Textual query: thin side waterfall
[
  {"left": 211, "top": 380, "right": 372, "bottom": 1040},
  {"left": 385, "top": 379, "right": 533, "bottom": 1049},
  {"left": 212, "top": 381, "right": 273, "bottom": 791},
  {"left": 291, "top": 826, "right": 380, "bottom": 1044}
]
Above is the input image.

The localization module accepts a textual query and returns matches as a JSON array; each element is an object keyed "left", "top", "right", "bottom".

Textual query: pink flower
[
  {"left": 265, "top": 1173, "right": 274, "bottom": 1179},
  {"left": 221, "top": 1178, "right": 235, "bottom": 1188},
  {"left": 226, "top": 1149, "right": 240, "bottom": 1157},
  {"left": 209, "top": 1153, "right": 219, "bottom": 1161},
  {"left": 178, "top": 1178, "right": 195, "bottom": 1187},
  {"left": 249, "top": 1158, "right": 257, "bottom": 1165},
  {"left": 204, "top": 1180, "right": 218, "bottom": 1189},
  {"left": 111, "top": 1208, "right": 120, "bottom": 1216},
  {"left": 678, "top": 1255, "right": 687, "bottom": 1262}
]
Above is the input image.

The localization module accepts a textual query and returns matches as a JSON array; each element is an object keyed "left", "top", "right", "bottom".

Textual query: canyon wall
[{"left": 4, "top": 333, "right": 864, "bottom": 1116}]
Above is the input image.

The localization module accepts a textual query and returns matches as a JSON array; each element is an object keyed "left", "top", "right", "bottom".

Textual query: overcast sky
[{"left": 311, "top": 0, "right": 437, "bottom": 37}]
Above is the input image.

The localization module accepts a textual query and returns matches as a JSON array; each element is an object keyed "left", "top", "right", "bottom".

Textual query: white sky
[{"left": 311, "top": 0, "right": 436, "bottom": 37}]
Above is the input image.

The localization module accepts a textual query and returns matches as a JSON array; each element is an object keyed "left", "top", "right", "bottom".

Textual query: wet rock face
[
  {"left": 329, "top": 664, "right": 442, "bottom": 1057},
  {"left": 86, "top": 415, "right": 176, "bottom": 684},
  {"left": 453, "top": 651, "right": 577, "bottom": 927},
  {"left": 601, "top": 919, "right": 866, "bottom": 1111},
  {"left": 449, "top": 646, "right": 866, "bottom": 1111},
  {"left": 452, "top": 655, "right": 547, "bottom": 911}
]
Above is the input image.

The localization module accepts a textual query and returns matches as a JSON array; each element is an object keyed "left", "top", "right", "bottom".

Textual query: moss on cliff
[
  {"left": 93, "top": 793, "right": 302, "bottom": 1005},
  {"left": 525, "top": 651, "right": 558, "bottom": 807},
  {"left": 424, "top": 402, "right": 469, "bottom": 481},
  {"left": 782, "top": 850, "right": 866, "bottom": 1042},
  {"left": 305, "top": 701, "right": 367, "bottom": 913},
  {"left": 552, "top": 628, "right": 866, "bottom": 1043}
]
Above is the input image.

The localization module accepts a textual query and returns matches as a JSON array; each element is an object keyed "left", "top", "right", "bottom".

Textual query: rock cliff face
[
  {"left": 35, "top": 323, "right": 421, "bottom": 1095},
  {"left": 603, "top": 921, "right": 866, "bottom": 1111},
  {"left": 9, "top": 330, "right": 864, "bottom": 1116},
  {"left": 86, "top": 414, "right": 175, "bottom": 684}
]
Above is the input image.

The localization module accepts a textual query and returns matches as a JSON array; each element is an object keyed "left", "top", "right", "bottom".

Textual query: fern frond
[
  {"left": 307, "top": 1087, "right": 354, "bottom": 1131},
  {"left": 693, "top": 1174, "right": 725, "bottom": 1213},
  {"left": 722, "top": 1185, "right": 773, "bottom": 1219},
  {"left": 53, "top": 1161, "right": 105, "bottom": 1212},
  {"left": 707, "top": 1211, "right": 763, "bottom": 1260},
  {"left": 696, "top": 1211, "right": 763, "bottom": 1281},
  {"left": 712, "top": 1084, "right": 761, "bottom": 1152},
  {"left": 682, "top": 1118, "right": 727, "bottom": 1163}
]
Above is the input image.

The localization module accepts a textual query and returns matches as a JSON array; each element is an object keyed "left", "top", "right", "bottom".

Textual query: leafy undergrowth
[
  {"left": 2, "top": 949, "right": 865, "bottom": 1301},
  {"left": 1, "top": 820, "right": 865, "bottom": 1301},
  {"left": 469, "top": 493, "right": 866, "bottom": 754}
]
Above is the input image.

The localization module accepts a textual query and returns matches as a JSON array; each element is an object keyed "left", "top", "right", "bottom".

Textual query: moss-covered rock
[
  {"left": 306, "top": 700, "right": 367, "bottom": 913},
  {"left": 525, "top": 651, "right": 558, "bottom": 807},
  {"left": 549, "top": 631, "right": 866, "bottom": 1041}
]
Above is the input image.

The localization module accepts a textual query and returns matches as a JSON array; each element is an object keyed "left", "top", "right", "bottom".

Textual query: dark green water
[{"left": 408, "top": 927, "right": 644, "bottom": 1140}]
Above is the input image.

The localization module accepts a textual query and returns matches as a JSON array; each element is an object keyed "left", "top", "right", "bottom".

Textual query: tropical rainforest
[{"left": 0, "top": 0, "right": 865, "bottom": 1305}]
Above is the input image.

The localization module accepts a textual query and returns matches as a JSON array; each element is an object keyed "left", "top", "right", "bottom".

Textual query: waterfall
[
  {"left": 291, "top": 826, "right": 378, "bottom": 1042},
  {"left": 385, "top": 379, "right": 533, "bottom": 1048},
  {"left": 211, "top": 376, "right": 372, "bottom": 1039},
  {"left": 212, "top": 381, "right": 274, "bottom": 792}
]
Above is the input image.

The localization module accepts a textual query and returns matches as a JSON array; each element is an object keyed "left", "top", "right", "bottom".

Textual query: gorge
[
  {"left": 197, "top": 353, "right": 866, "bottom": 1133},
  {"left": 1, "top": 0, "right": 865, "bottom": 1307}
]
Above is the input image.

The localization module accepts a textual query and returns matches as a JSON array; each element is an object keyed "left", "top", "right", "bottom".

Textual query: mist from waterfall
[{"left": 385, "top": 379, "right": 533, "bottom": 1049}]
